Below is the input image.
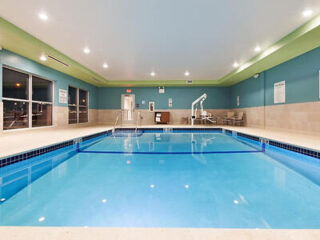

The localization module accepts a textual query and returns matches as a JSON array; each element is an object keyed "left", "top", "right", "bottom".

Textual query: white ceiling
[{"left": 0, "top": 0, "right": 320, "bottom": 81}]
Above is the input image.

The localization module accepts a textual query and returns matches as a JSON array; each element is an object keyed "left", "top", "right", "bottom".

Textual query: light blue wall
[
  {"left": 231, "top": 46, "right": 320, "bottom": 108},
  {"left": 98, "top": 87, "right": 231, "bottom": 110},
  {"left": 0, "top": 49, "right": 98, "bottom": 109}
]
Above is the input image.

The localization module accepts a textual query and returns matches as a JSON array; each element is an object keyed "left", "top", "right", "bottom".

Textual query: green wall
[
  {"left": 231, "top": 46, "right": 320, "bottom": 108},
  {"left": 0, "top": 49, "right": 98, "bottom": 109},
  {"left": 98, "top": 87, "right": 231, "bottom": 110}
]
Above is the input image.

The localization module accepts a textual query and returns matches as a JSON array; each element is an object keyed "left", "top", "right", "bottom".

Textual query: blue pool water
[{"left": 0, "top": 130, "right": 319, "bottom": 228}]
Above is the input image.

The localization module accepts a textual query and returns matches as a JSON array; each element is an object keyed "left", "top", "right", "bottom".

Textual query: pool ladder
[
  {"left": 135, "top": 111, "right": 141, "bottom": 133},
  {"left": 113, "top": 111, "right": 121, "bottom": 133}
]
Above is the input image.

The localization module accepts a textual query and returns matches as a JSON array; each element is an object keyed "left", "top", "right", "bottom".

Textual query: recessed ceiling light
[
  {"left": 233, "top": 62, "right": 239, "bottom": 68},
  {"left": 184, "top": 71, "right": 190, "bottom": 76},
  {"left": 150, "top": 71, "right": 156, "bottom": 77},
  {"left": 38, "top": 12, "right": 48, "bottom": 21},
  {"left": 38, "top": 217, "right": 46, "bottom": 222},
  {"left": 83, "top": 47, "right": 90, "bottom": 54},
  {"left": 254, "top": 46, "right": 261, "bottom": 52},
  {"left": 40, "top": 54, "right": 47, "bottom": 61},
  {"left": 103, "top": 63, "right": 109, "bottom": 69},
  {"left": 302, "top": 9, "right": 313, "bottom": 17}
]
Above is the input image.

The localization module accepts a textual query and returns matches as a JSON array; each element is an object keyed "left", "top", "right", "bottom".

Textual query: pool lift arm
[{"left": 191, "top": 93, "right": 207, "bottom": 126}]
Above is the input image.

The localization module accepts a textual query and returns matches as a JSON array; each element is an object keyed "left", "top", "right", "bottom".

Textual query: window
[
  {"left": 68, "top": 86, "right": 88, "bottom": 124},
  {"left": 32, "top": 76, "right": 53, "bottom": 127},
  {"left": 68, "top": 86, "right": 77, "bottom": 124},
  {"left": 79, "top": 89, "right": 88, "bottom": 123},
  {"left": 2, "top": 67, "right": 53, "bottom": 130}
]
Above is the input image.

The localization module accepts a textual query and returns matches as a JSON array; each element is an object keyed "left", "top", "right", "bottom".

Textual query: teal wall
[
  {"left": 98, "top": 87, "right": 231, "bottom": 110},
  {"left": 2, "top": 45, "right": 319, "bottom": 111},
  {"left": 231, "top": 47, "right": 320, "bottom": 108},
  {"left": 0, "top": 49, "right": 98, "bottom": 109}
]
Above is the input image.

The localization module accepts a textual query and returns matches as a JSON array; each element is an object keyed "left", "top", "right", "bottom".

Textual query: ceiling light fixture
[
  {"left": 40, "top": 54, "right": 47, "bottom": 61},
  {"left": 302, "top": 9, "right": 313, "bottom": 17},
  {"left": 184, "top": 71, "right": 190, "bottom": 77},
  {"left": 233, "top": 62, "right": 239, "bottom": 68},
  {"left": 38, "top": 12, "right": 48, "bottom": 21},
  {"left": 83, "top": 47, "right": 91, "bottom": 54},
  {"left": 150, "top": 71, "right": 156, "bottom": 77},
  {"left": 254, "top": 46, "right": 261, "bottom": 52},
  {"left": 103, "top": 63, "right": 109, "bottom": 69}
]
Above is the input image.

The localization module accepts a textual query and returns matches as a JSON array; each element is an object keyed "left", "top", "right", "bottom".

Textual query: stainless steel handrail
[
  {"left": 113, "top": 111, "right": 121, "bottom": 132},
  {"left": 135, "top": 111, "right": 141, "bottom": 133}
]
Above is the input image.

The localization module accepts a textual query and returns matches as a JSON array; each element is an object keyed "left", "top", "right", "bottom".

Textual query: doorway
[{"left": 121, "top": 94, "right": 135, "bottom": 124}]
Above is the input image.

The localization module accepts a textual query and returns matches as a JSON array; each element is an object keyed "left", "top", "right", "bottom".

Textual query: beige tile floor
[
  {"left": 0, "top": 227, "right": 319, "bottom": 240},
  {"left": 0, "top": 124, "right": 320, "bottom": 240}
]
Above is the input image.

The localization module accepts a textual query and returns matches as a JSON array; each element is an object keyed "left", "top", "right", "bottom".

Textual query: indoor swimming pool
[{"left": 0, "top": 129, "right": 319, "bottom": 228}]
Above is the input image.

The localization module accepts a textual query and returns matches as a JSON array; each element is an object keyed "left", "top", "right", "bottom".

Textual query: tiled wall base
[
  {"left": 53, "top": 106, "right": 69, "bottom": 126},
  {"left": 97, "top": 109, "right": 229, "bottom": 125},
  {"left": 53, "top": 107, "right": 98, "bottom": 126},
  {"left": 233, "top": 106, "right": 264, "bottom": 128},
  {"left": 0, "top": 102, "right": 3, "bottom": 133},
  {"left": 233, "top": 101, "right": 320, "bottom": 135}
]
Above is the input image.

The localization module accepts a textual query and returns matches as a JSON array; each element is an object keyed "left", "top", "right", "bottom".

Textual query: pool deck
[
  {"left": 1, "top": 124, "right": 320, "bottom": 240},
  {"left": 0, "top": 227, "right": 320, "bottom": 240},
  {"left": 0, "top": 124, "right": 319, "bottom": 158}
]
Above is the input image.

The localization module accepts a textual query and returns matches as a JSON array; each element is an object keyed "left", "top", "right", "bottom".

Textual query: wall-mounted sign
[
  {"left": 159, "top": 86, "right": 165, "bottom": 94},
  {"left": 274, "top": 81, "right": 286, "bottom": 104},
  {"left": 59, "top": 89, "right": 67, "bottom": 104}
]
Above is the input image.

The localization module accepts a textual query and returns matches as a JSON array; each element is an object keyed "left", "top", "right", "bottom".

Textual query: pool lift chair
[{"left": 191, "top": 94, "right": 216, "bottom": 125}]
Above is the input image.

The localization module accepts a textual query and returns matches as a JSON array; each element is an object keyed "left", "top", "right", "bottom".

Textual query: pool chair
[
  {"left": 201, "top": 111, "right": 217, "bottom": 124},
  {"left": 231, "top": 112, "right": 245, "bottom": 126},
  {"left": 222, "top": 112, "right": 235, "bottom": 125}
]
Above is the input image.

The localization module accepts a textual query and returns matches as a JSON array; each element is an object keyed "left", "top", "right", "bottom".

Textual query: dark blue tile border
[
  {"left": 1, "top": 127, "right": 319, "bottom": 169},
  {"left": 229, "top": 130, "right": 320, "bottom": 160},
  {"left": 0, "top": 130, "right": 113, "bottom": 169},
  {"left": 269, "top": 140, "right": 320, "bottom": 159},
  {"left": 237, "top": 132, "right": 260, "bottom": 142},
  {"left": 0, "top": 140, "right": 74, "bottom": 168},
  {"left": 82, "top": 130, "right": 112, "bottom": 141}
]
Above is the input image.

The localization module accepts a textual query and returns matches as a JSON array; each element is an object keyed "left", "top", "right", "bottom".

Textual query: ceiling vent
[
  {"left": 48, "top": 55, "right": 69, "bottom": 67},
  {"left": 92, "top": 77, "right": 104, "bottom": 83},
  {"left": 186, "top": 79, "right": 193, "bottom": 84}
]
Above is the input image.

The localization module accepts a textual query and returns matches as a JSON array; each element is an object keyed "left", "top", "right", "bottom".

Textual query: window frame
[
  {"left": 68, "top": 86, "right": 89, "bottom": 124},
  {"left": 2, "top": 66, "right": 54, "bottom": 131}
]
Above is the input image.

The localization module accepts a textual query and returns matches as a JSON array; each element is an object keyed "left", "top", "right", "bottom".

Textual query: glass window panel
[
  {"left": 79, "top": 89, "right": 88, "bottom": 107},
  {"left": 3, "top": 100, "right": 29, "bottom": 130},
  {"left": 32, "top": 103, "right": 52, "bottom": 127},
  {"left": 68, "top": 87, "right": 77, "bottom": 105},
  {"left": 3, "top": 68, "right": 29, "bottom": 100},
  {"left": 79, "top": 106, "right": 88, "bottom": 123},
  {"left": 32, "top": 76, "right": 52, "bottom": 102},
  {"left": 68, "top": 106, "right": 77, "bottom": 124}
]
